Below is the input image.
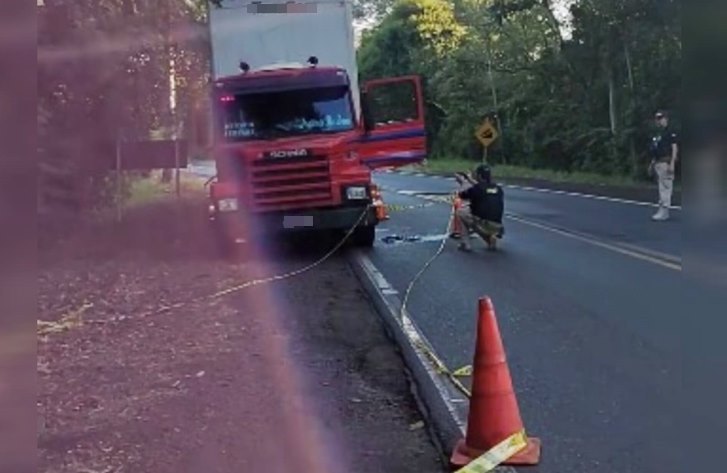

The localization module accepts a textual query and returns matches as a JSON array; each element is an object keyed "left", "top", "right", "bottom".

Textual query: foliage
[
  {"left": 38, "top": 0, "right": 209, "bottom": 210},
  {"left": 358, "top": 0, "right": 682, "bottom": 178},
  {"left": 353, "top": 0, "right": 398, "bottom": 20}
]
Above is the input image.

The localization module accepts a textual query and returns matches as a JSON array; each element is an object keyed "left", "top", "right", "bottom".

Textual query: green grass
[
  {"left": 125, "top": 178, "right": 166, "bottom": 208},
  {"left": 415, "top": 158, "right": 648, "bottom": 188},
  {"left": 125, "top": 172, "right": 206, "bottom": 209}
]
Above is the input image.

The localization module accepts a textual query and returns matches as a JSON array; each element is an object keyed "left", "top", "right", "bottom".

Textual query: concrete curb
[{"left": 349, "top": 251, "right": 515, "bottom": 473}]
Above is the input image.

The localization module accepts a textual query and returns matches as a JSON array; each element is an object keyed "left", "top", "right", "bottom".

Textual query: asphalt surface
[
  {"left": 189, "top": 160, "right": 723, "bottom": 470},
  {"left": 364, "top": 171, "right": 724, "bottom": 473}
]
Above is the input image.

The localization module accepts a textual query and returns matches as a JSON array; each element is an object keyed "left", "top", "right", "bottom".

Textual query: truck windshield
[{"left": 219, "top": 86, "right": 355, "bottom": 141}]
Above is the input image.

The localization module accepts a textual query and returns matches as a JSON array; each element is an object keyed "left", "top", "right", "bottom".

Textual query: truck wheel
[{"left": 352, "top": 225, "right": 376, "bottom": 248}]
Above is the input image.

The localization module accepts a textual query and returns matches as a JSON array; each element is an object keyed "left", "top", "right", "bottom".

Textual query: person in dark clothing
[
  {"left": 454, "top": 164, "right": 504, "bottom": 251},
  {"left": 649, "top": 110, "right": 679, "bottom": 221}
]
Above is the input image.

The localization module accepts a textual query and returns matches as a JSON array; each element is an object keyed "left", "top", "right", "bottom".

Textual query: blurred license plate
[{"left": 283, "top": 215, "right": 313, "bottom": 229}]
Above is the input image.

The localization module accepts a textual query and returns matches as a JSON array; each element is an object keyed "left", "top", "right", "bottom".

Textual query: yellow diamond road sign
[{"left": 475, "top": 118, "right": 499, "bottom": 148}]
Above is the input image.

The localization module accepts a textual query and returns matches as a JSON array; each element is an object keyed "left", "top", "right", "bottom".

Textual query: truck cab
[
  {"left": 205, "top": 0, "right": 426, "bottom": 253},
  {"left": 208, "top": 59, "right": 427, "bottom": 251}
]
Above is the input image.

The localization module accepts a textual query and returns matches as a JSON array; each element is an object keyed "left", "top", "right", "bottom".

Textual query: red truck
[{"left": 206, "top": 1, "right": 427, "bottom": 253}]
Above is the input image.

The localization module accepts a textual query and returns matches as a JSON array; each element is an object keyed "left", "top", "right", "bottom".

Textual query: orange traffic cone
[
  {"left": 450, "top": 297, "right": 541, "bottom": 468},
  {"left": 449, "top": 196, "right": 463, "bottom": 239},
  {"left": 375, "top": 200, "right": 389, "bottom": 221},
  {"left": 371, "top": 185, "right": 389, "bottom": 221}
]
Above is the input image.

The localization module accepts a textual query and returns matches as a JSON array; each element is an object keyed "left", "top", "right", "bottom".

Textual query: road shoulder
[
  {"left": 349, "top": 250, "right": 517, "bottom": 473},
  {"left": 37, "top": 195, "right": 445, "bottom": 473}
]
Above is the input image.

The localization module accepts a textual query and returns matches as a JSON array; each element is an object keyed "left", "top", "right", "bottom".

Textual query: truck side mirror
[{"left": 361, "top": 92, "right": 375, "bottom": 133}]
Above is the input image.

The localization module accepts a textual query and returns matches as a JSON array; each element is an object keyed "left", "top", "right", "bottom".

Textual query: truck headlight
[
  {"left": 217, "top": 197, "right": 239, "bottom": 212},
  {"left": 346, "top": 186, "right": 367, "bottom": 200}
]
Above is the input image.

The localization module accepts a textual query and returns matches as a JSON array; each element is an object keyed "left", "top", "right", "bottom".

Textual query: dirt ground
[{"left": 37, "top": 191, "right": 445, "bottom": 473}]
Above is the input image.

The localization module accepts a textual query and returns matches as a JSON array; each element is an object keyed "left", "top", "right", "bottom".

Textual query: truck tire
[{"left": 352, "top": 225, "right": 376, "bottom": 248}]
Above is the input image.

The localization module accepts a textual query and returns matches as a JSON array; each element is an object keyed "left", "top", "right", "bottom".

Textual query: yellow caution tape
[
  {"left": 399, "top": 194, "right": 476, "bottom": 399},
  {"left": 41, "top": 206, "right": 374, "bottom": 332},
  {"left": 413, "top": 339, "right": 472, "bottom": 398},
  {"left": 452, "top": 365, "right": 473, "bottom": 378},
  {"left": 37, "top": 302, "right": 93, "bottom": 336},
  {"left": 206, "top": 206, "right": 371, "bottom": 299},
  {"left": 385, "top": 202, "right": 434, "bottom": 212},
  {"left": 455, "top": 430, "right": 528, "bottom": 473}
]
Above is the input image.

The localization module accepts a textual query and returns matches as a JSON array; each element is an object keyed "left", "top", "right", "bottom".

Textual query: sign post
[
  {"left": 110, "top": 137, "right": 188, "bottom": 222},
  {"left": 474, "top": 117, "right": 499, "bottom": 164},
  {"left": 115, "top": 134, "right": 123, "bottom": 223},
  {"left": 173, "top": 129, "right": 182, "bottom": 235},
  {"left": 174, "top": 133, "right": 181, "bottom": 199}
]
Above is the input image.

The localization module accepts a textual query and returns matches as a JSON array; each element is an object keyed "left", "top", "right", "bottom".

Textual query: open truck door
[{"left": 358, "top": 76, "right": 427, "bottom": 170}]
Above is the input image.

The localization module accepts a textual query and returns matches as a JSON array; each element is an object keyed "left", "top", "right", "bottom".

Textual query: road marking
[
  {"left": 386, "top": 188, "right": 682, "bottom": 271},
  {"left": 382, "top": 188, "right": 681, "bottom": 271},
  {"left": 357, "top": 254, "right": 461, "bottom": 397},
  {"left": 360, "top": 255, "right": 400, "bottom": 295},
  {"left": 506, "top": 213, "right": 682, "bottom": 271},
  {"left": 377, "top": 170, "right": 681, "bottom": 209},
  {"left": 395, "top": 190, "right": 452, "bottom": 197},
  {"left": 612, "top": 241, "right": 682, "bottom": 265},
  {"left": 502, "top": 184, "right": 681, "bottom": 210}
]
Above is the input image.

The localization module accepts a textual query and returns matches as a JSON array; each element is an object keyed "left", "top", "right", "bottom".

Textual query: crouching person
[{"left": 454, "top": 164, "right": 504, "bottom": 252}]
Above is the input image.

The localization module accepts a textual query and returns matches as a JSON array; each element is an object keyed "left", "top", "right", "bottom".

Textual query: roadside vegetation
[
  {"left": 38, "top": 1, "right": 209, "bottom": 222},
  {"left": 419, "top": 159, "right": 645, "bottom": 187},
  {"left": 356, "top": 0, "right": 681, "bottom": 183},
  {"left": 124, "top": 171, "right": 207, "bottom": 208}
]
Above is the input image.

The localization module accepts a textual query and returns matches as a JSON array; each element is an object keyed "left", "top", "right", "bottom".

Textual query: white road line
[
  {"left": 506, "top": 213, "right": 682, "bottom": 271},
  {"left": 383, "top": 188, "right": 682, "bottom": 270},
  {"left": 356, "top": 256, "right": 470, "bottom": 421},
  {"left": 612, "top": 241, "right": 682, "bottom": 264},
  {"left": 378, "top": 170, "right": 681, "bottom": 209},
  {"left": 503, "top": 184, "right": 682, "bottom": 210},
  {"left": 361, "top": 255, "right": 400, "bottom": 295}
]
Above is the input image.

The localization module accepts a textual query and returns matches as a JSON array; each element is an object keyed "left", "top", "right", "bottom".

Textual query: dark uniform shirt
[
  {"left": 650, "top": 127, "right": 678, "bottom": 161},
  {"left": 459, "top": 182, "right": 504, "bottom": 223}
]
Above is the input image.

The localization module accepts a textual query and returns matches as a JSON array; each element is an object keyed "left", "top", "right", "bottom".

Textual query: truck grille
[{"left": 250, "top": 154, "right": 332, "bottom": 210}]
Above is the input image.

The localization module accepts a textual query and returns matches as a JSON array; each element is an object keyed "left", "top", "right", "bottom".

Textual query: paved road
[{"left": 364, "top": 171, "right": 723, "bottom": 472}]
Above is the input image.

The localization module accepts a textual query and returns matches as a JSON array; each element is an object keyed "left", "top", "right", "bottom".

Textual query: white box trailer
[{"left": 208, "top": 0, "right": 361, "bottom": 115}]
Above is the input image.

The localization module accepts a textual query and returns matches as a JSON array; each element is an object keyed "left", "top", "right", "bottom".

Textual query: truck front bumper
[{"left": 211, "top": 204, "right": 378, "bottom": 235}]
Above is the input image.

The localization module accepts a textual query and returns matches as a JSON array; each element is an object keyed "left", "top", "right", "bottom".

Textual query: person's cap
[
  {"left": 655, "top": 110, "right": 668, "bottom": 119},
  {"left": 475, "top": 164, "right": 492, "bottom": 181}
]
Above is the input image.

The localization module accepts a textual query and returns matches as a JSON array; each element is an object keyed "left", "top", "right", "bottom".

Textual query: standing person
[
  {"left": 649, "top": 110, "right": 679, "bottom": 221},
  {"left": 454, "top": 164, "right": 504, "bottom": 251}
]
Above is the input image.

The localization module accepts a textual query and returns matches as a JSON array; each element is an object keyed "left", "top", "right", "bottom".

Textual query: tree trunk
[
  {"left": 160, "top": 0, "right": 175, "bottom": 184},
  {"left": 623, "top": 40, "right": 639, "bottom": 176},
  {"left": 624, "top": 41, "right": 635, "bottom": 92},
  {"left": 607, "top": 66, "right": 617, "bottom": 136}
]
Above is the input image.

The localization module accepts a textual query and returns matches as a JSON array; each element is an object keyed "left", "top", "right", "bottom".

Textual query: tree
[
  {"left": 38, "top": 0, "right": 210, "bottom": 212},
  {"left": 359, "top": 0, "right": 681, "bottom": 178}
]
